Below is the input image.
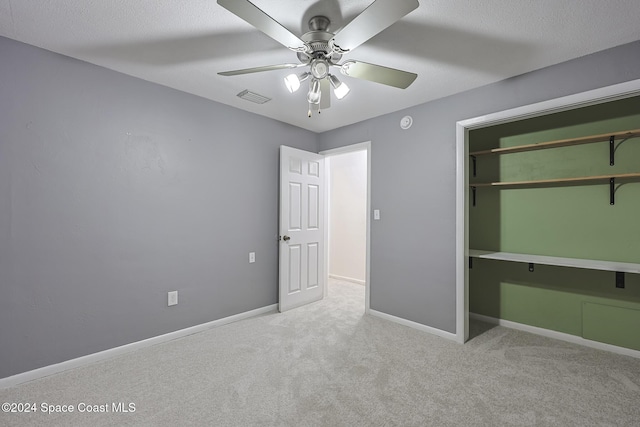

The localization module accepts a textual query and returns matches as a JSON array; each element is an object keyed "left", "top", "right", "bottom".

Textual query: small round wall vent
[{"left": 400, "top": 115, "right": 413, "bottom": 130}]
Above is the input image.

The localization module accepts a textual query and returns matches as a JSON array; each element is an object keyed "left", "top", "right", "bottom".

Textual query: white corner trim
[
  {"left": 369, "top": 309, "right": 458, "bottom": 342},
  {"left": 470, "top": 312, "right": 640, "bottom": 359},
  {"left": 455, "top": 121, "right": 469, "bottom": 345},
  {"left": 0, "top": 304, "right": 278, "bottom": 390}
]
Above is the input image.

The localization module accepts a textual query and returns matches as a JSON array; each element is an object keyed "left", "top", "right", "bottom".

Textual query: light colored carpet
[{"left": 1, "top": 279, "right": 639, "bottom": 426}]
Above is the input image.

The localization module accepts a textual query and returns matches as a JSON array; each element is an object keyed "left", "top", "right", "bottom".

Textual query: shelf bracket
[
  {"left": 610, "top": 177, "right": 615, "bottom": 205},
  {"left": 471, "top": 186, "right": 477, "bottom": 207},
  {"left": 609, "top": 135, "right": 615, "bottom": 166},
  {"left": 616, "top": 271, "right": 625, "bottom": 289},
  {"left": 528, "top": 263, "right": 534, "bottom": 272},
  {"left": 471, "top": 155, "right": 477, "bottom": 177},
  {"left": 469, "top": 256, "right": 473, "bottom": 269}
]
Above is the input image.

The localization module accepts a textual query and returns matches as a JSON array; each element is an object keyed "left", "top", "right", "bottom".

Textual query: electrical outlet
[
  {"left": 168, "top": 291, "right": 178, "bottom": 306},
  {"left": 249, "top": 252, "right": 256, "bottom": 263}
]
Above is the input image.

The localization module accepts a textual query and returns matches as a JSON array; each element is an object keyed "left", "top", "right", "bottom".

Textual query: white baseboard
[
  {"left": 0, "top": 304, "right": 278, "bottom": 389},
  {"left": 369, "top": 309, "right": 458, "bottom": 342},
  {"left": 329, "top": 274, "right": 365, "bottom": 286},
  {"left": 470, "top": 312, "right": 640, "bottom": 359}
]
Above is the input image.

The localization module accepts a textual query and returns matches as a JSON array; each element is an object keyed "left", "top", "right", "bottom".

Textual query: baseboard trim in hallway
[
  {"left": 0, "top": 304, "right": 278, "bottom": 389},
  {"left": 328, "top": 274, "right": 365, "bottom": 286}
]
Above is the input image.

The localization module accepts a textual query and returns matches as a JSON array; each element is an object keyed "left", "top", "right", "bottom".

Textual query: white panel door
[{"left": 279, "top": 146, "right": 325, "bottom": 312}]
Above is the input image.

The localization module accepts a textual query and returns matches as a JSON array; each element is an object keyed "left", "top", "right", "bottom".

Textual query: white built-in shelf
[{"left": 469, "top": 249, "right": 640, "bottom": 274}]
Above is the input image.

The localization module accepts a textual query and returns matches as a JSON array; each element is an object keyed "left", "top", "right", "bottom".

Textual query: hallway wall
[{"left": 329, "top": 151, "right": 367, "bottom": 284}]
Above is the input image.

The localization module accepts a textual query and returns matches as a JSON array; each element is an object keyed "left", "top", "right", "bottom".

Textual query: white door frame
[
  {"left": 320, "top": 141, "right": 372, "bottom": 313},
  {"left": 455, "top": 78, "right": 640, "bottom": 343}
]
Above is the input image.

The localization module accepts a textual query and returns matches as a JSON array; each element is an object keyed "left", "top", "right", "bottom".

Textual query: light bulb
[
  {"left": 284, "top": 74, "right": 300, "bottom": 93},
  {"left": 333, "top": 82, "right": 350, "bottom": 100},
  {"left": 307, "top": 79, "right": 321, "bottom": 104},
  {"left": 329, "top": 74, "right": 350, "bottom": 100}
]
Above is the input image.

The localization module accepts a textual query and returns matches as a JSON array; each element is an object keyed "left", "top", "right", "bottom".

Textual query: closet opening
[{"left": 456, "top": 79, "right": 640, "bottom": 352}]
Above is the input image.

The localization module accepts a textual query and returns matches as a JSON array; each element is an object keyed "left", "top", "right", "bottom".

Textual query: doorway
[{"left": 321, "top": 142, "right": 371, "bottom": 313}]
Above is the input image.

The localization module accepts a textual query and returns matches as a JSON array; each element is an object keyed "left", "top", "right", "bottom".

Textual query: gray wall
[
  {"left": 0, "top": 36, "right": 317, "bottom": 379},
  {"left": 318, "top": 40, "right": 640, "bottom": 334}
]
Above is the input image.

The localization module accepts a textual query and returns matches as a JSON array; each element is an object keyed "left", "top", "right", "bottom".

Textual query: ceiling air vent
[{"left": 237, "top": 89, "right": 271, "bottom": 104}]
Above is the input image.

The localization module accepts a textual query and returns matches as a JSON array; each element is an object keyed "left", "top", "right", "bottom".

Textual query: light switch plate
[
  {"left": 374, "top": 209, "right": 380, "bottom": 220},
  {"left": 249, "top": 252, "right": 256, "bottom": 263},
  {"left": 168, "top": 291, "right": 178, "bottom": 306}
]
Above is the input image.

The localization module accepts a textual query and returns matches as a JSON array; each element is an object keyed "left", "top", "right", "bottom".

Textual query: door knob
[{"left": 283, "top": 235, "right": 291, "bottom": 242}]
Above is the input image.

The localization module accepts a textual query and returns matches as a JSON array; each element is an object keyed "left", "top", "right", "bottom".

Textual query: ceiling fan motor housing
[
  {"left": 297, "top": 16, "right": 342, "bottom": 63},
  {"left": 308, "top": 16, "right": 330, "bottom": 31}
]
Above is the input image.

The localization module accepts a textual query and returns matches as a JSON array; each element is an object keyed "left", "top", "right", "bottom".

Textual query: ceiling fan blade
[
  {"left": 339, "top": 60, "right": 417, "bottom": 89},
  {"left": 320, "top": 78, "right": 331, "bottom": 110},
  {"left": 330, "top": 0, "right": 419, "bottom": 53},
  {"left": 218, "top": 63, "right": 304, "bottom": 76},
  {"left": 217, "top": 0, "right": 306, "bottom": 51}
]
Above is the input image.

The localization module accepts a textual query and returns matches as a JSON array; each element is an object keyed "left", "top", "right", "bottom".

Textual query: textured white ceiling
[{"left": 1, "top": 0, "right": 639, "bottom": 132}]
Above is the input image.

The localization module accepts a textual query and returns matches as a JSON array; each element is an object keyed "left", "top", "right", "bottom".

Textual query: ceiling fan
[{"left": 217, "top": 0, "right": 419, "bottom": 116}]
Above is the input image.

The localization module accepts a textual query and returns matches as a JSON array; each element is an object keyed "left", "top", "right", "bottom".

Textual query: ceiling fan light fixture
[
  {"left": 307, "top": 79, "right": 321, "bottom": 104},
  {"left": 329, "top": 74, "right": 350, "bottom": 100},
  {"left": 284, "top": 74, "right": 300, "bottom": 93},
  {"left": 284, "top": 72, "right": 310, "bottom": 93},
  {"left": 218, "top": 1, "right": 420, "bottom": 117}
]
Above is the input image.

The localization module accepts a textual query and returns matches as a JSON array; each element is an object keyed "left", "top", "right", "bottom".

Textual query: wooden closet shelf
[
  {"left": 471, "top": 172, "right": 640, "bottom": 188},
  {"left": 469, "top": 128, "right": 640, "bottom": 156}
]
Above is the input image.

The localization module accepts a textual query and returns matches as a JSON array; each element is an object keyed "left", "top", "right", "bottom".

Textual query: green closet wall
[{"left": 469, "top": 96, "right": 640, "bottom": 350}]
